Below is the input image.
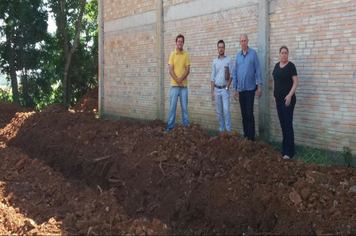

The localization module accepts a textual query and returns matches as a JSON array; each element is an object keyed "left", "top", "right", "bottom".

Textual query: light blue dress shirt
[
  {"left": 232, "top": 47, "right": 262, "bottom": 92},
  {"left": 211, "top": 55, "right": 233, "bottom": 86}
]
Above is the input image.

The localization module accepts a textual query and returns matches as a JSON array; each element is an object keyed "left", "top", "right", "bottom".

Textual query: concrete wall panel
[
  {"left": 103, "top": 25, "right": 158, "bottom": 120},
  {"left": 163, "top": 4, "right": 259, "bottom": 134},
  {"left": 99, "top": 0, "right": 356, "bottom": 154},
  {"left": 269, "top": 0, "right": 356, "bottom": 152}
]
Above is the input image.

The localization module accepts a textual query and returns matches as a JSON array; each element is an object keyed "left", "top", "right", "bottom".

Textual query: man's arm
[
  {"left": 179, "top": 65, "right": 190, "bottom": 83},
  {"left": 211, "top": 62, "right": 215, "bottom": 101},
  {"left": 227, "top": 58, "right": 233, "bottom": 89},
  {"left": 227, "top": 77, "right": 232, "bottom": 89},
  {"left": 233, "top": 56, "right": 238, "bottom": 100},
  {"left": 169, "top": 64, "right": 183, "bottom": 87},
  {"left": 254, "top": 51, "right": 262, "bottom": 87},
  {"left": 232, "top": 57, "right": 237, "bottom": 92},
  {"left": 254, "top": 51, "right": 262, "bottom": 98},
  {"left": 211, "top": 81, "right": 215, "bottom": 101}
]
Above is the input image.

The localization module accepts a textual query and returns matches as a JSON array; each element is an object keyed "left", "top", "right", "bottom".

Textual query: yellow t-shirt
[{"left": 168, "top": 49, "right": 191, "bottom": 86}]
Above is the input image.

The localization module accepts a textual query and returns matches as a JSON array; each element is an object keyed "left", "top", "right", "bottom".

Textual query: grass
[
  {"left": 294, "top": 145, "right": 331, "bottom": 166},
  {"left": 270, "top": 141, "right": 355, "bottom": 167},
  {"left": 342, "top": 146, "right": 354, "bottom": 168},
  {"left": 200, "top": 128, "right": 355, "bottom": 168}
]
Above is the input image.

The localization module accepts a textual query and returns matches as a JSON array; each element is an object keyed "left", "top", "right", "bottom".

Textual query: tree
[
  {"left": 0, "top": 1, "right": 20, "bottom": 104},
  {"left": 70, "top": 0, "right": 98, "bottom": 102},
  {"left": 58, "top": 0, "right": 86, "bottom": 109},
  {"left": 0, "top": 0, "right": 98, "bottom": 109},
  {"left": 46, "top": 0, "right": 98, "bottom": 109},
  {"left": 0, "top": 0, "right": 48, "bottom": 106}
]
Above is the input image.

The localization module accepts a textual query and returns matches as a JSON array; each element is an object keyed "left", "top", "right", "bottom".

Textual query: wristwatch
[{"left": 225, "top": 86, "right": 228, "bottom": 90}]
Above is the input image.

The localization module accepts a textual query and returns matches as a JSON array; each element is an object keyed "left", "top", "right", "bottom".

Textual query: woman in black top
[{"left": 272, "top": 45, "right": 298, "bottom": 159}]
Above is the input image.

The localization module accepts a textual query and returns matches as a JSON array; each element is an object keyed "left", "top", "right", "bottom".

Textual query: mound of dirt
[
  {"left": 40, "top": 103, "right": 67, "bottom": 115},
  {"left": 1, "top": 101, "right": 356, "bottom": 235},
  {"left": 0, "top": 110, "right": 35, "bottom": 148},
  {"left": 0, "top": 147, "right": 170, "bottom": 235},
  {"left": 72, "top": 87, "right": 98, "bottom": 113},
  {"left": 0, "top": 101, "right": 32, "bottom": 129}
]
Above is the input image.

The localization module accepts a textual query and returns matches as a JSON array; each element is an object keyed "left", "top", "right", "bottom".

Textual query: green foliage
[
  {"left": 18, "top": 73, "right": 62, "bottom": 109},
  {"left": 270, "top": 141, "right": 329, "bottom": 165},
  {"left": 271, "top": 141, "right": 356, "bottom": 168},
  {"left": 0, "top": 87, "right": 13, "bottom": 102},
  {"left": 342, "top": 146, "right": 354, "bottom": 168},
  {"left": 0, "top": 0, "right": 98, "bottom": 109},
  {"left": 0, "top": 0, "right": 49, "bottom": 106},
  {"left": 45, "top": 0, "right": 98, "bottom": 107},
  {"left": 295, "top": 146, "right": 330, "bottom": 166},
  {"left": 69, "top": 0, "right": 98, "bottom": 106}
]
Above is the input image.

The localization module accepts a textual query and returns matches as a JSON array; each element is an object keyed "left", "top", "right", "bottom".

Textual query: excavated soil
[{"left": 1, "top": 88, "right": 356, "bottom": 235}]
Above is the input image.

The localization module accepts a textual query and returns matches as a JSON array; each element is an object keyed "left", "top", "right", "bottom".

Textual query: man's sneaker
[{"left": 283, "top": 155, "right": 290, "bottom": 159}]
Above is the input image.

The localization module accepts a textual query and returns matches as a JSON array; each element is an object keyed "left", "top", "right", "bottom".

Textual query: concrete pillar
[
  {"left": 98, "top": 0, "right": 104, "bottom": 117},
  {"left": 156, "top": 0, "right": 164, "bottom": 120},
  {"left": 258, "top": 0, "right": 270, "bottom": 141}
]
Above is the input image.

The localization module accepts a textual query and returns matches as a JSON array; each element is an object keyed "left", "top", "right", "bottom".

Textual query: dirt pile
[
  {"left": 0, "top": 101, "right": 32, "bottom": 130},
  {"left": 72, "top": 87, "right": 98, "bottom": 113},
  {"left": 1, "top": 89, "right": 356, "bottom": 235},
  {"left": 0, "top": 147, "right": 170, "bottom": 235},
  {"left": 0, "top": 110, "right": 34, "bottom": 148}
]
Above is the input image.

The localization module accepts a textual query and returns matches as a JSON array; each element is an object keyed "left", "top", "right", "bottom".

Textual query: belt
[{"left": 214, "top": 84, "right": 226, "bottom": 89}]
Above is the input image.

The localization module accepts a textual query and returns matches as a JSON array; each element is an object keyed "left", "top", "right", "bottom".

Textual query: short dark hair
[
  {"left": 279, "top": 45, "right": 289, "bottom": 53},
  {"left": 176, "top": 34, "right": 185, "bottom": 43},
  {"left": 217, "top": 39, "right": 225, "bottom": 47}
]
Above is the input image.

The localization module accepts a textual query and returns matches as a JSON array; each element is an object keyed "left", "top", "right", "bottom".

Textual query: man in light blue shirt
[
  {"left": 211, "top": 40, "right": 233, "bottom": 132},
  {"left": 232, "top": 34, "right": 262, "bottom": 141}
]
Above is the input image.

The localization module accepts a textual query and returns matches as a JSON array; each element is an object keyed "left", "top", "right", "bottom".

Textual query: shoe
[{"left": 283, "top": 155, "right": 290, "bottom": 159}]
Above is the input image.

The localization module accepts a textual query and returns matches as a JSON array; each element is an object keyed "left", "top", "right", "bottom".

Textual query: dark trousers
[
  {"left": 276, "top": 96, "right": 296, "bottom": 158},
  {"left": 239, "top": 89, "right": 256, "bottom": 141}
]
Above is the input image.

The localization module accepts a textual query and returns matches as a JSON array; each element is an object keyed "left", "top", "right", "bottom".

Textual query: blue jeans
[
  {"left": 239, "top": 89, "right": 255, "bottom": 141},
  {"left": 276, "top": 96, "right": 296, "bottom": 158},
  {"left": 215, "top": 88, "right": 231, "bottom": 132},
  {"left": 167, "top": 86, "right": 189, "bottom": 131}
]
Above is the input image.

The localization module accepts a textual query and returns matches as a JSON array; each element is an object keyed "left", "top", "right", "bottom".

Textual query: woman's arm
[{"left": 285, "top": 75, "right": 298, "bottom": 106}]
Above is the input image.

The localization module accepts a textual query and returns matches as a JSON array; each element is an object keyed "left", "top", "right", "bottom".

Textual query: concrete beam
[
  {"left": 258, "top": 0, "right": 270, "bottom": 141},
  {"left": 164, "top": 0, "right": 258, "bottom": 22},
  {"left": 156, "top": 0, "right": 164, "bottom": 120},
  {"left": 104, "top": 0, "right": 258, "bottom": 32},
  {"left": 104, "top": 10, "right": 156, "bottom": 32},
  {"left": 98, "top": 0, "right": 104, "bottom": 117}
]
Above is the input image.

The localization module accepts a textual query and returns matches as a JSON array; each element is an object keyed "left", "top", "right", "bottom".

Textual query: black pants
[
  {"left": 276, "top": 96, "right": 296, "bottom": 158},
  {"left": 239, "top": 89, "right": 256, "bottom": 141}
]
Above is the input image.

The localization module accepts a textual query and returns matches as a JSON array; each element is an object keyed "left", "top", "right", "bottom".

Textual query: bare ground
[{"left": 0, "top": 90, "right": 356, "bottom": 235}]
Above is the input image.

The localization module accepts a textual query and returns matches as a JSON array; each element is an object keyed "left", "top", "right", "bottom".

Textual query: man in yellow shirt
[{"left": 167, "top": 34, "right": 191, "bottom": 131}]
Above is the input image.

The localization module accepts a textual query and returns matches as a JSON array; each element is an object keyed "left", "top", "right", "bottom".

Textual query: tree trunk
[
  {"left": 21, "top": 70, "right": 34, "bottom": 108},
  {"left": 6, "top": 33, "right": 20, "bottom": 104},
  {"left": 62, "top": 55, "right": 72, "bottom": 109},
  {"left": 60, "top": 0, "right": 87, "bottom": 109}
]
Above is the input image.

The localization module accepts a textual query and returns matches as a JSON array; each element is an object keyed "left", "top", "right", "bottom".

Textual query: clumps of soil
[
  {"left": 1, "top": 88, "right": 356, "bottom": 235},
  {"left": 0, "top": 101, "right": 32, "bottom": 129},
  {"left": 0, "top": 147, "right": 170, "bottom": 235},
  {"left": 40, "top": 103, "right": 67, "bottom": 115},
  {"left": 72, "top": 87, "right": 98, "bottom": 113},
  {"left": 0, "top": 110, "right": 35, "bottom": 148}
]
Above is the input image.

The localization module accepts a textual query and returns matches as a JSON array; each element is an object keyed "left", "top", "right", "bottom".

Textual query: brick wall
[
  {"left": 103, "top": 0, "right": 158, "bottom": 120},
  {"left": 163, "top": 3, "right": 259, "bottom": 136},
  {"left": 101, "top": 0, "right": 356, "bottom": 153},
  {"left": 270, "top": 0, "right": 356, "bottom": 152},
  {"left": 103, "top": 0, "right": 156, "bottom": 21}
]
